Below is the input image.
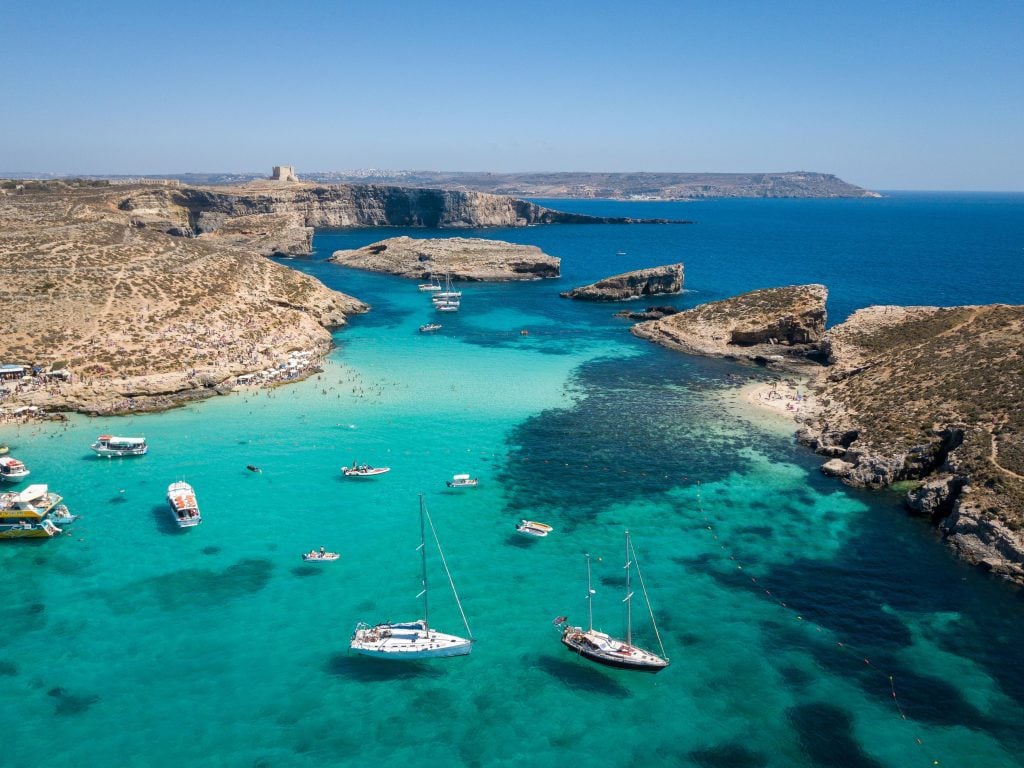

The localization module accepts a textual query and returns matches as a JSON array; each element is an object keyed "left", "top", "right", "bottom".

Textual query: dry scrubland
[{"left": 0, "top": 181, "right": 366, "bottom": 412}]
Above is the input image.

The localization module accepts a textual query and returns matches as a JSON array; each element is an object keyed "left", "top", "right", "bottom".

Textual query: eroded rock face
[
  {"left": 614, "top": 305, "right": 680, "bottom": 321},
  {"left": 631, "top": 284, "right": 827, "bottom": 363},
  {"left": 942, "top": 495, "right": 1024, "bottom": 582},
  {"left": 329, "top": 236, "right": 560, "bottom": 281},
  {"left": 118, "top": 184, "right": 689, "bottom": 242},
  {"left": 561, "top": 264, "right": 684, "bottom": 301},
  {"left": 906, "top": 474, "right": 964, "bottom": 520}
]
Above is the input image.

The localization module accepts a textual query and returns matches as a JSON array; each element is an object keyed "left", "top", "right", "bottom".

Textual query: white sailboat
[
  {"left": 350, "top": 494, "right": 473, "bottom": 660},
  {"left": 557, "top": 531, "right": 669, "bottom": 673}
]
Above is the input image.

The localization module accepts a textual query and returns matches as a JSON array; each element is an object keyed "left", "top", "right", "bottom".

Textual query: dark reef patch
[
  {"left": 788, "top": 702, "right": 884, "bottom": 768},
  {"left": 688, "top": 742, "right": 769, "bottom": 768},
  {"left": 498, "top": 350, "right": 774, "bottom": 520},
  {"left": 48, "top": 686, "right": 101, "bottom": 716},
  {"left": 0, "top": 661, "right": 18, "bottom": 676},
  {"left": 106, "top": 557, "right": 274, "bottom": 613},
  {"left": 0, "top": 600, "right": 48, "bottom": 640}
]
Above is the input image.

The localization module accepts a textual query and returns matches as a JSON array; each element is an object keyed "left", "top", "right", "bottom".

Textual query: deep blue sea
[{"left": 2, "top": 193, "right": 1023, "bottom": 768}]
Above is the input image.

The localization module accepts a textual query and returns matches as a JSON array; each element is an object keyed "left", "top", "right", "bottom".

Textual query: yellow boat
[{"left": 0, "top": 484, "right": 75, "bottom": 539}]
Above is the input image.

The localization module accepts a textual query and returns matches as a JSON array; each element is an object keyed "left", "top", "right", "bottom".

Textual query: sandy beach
[{"left": 718, "top": 377, "right": 822, "bottom": 436}]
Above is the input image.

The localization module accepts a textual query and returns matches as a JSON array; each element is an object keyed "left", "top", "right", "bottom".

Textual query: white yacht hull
[
  {"left": 0, "top": 471, "right": 30, "bottom": 484},
  {"left": 91, "top": 447, "right": 148, "bottom": 457},
  {"left": 350, "top": 621, "right": 473, "bottom": 659},
  {"left": 561, "top": 627, "right": 668, "bottom": 672}
]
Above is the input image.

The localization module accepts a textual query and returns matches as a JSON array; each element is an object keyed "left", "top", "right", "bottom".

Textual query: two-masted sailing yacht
[
  {"left": 558, "top": 530, "right": 669, "bottom": 672},
  {"left": 350, "top": 494, "right": 473, "bottom": 660}
]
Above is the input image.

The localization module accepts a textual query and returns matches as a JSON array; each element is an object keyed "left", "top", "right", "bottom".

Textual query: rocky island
[
  {"left": 634, "top": 288, "right": 1024, "bottom": 584},
  {"left": 631, "top": 284, "right": 827, "bottom": 363},
  {"left": 561, "top": 264, "right": 684, "bottom": 301},
  {"left": 329, "top": 236, "right": 560, "bottom": 281}
]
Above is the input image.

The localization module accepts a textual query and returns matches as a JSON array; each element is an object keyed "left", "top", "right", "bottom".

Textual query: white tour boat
[
  {"left": 350, "top": 494, "right": 473, "bottom": 660},
  {"left": 167, "top": 481, "right": 202, "bottom": 528},
  {"left": 516, "top": 520, "right": 553, "bottom": 537},
  {"left": 91, "top": 435, "right": 148, "bottom": 457},
  {"left": 0, "top": 456, "right": 30, "bottom": 484},
  {"left": 557, "top": 531, "right": 669, "bottom": 673},
  {"left": 446, "top": 473, "right": 478, "bottom": 488},
  {"left": 342, "top": 464, "right": 391, "bottom": 478}
]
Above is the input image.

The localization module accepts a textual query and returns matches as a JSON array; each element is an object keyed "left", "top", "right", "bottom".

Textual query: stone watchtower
[{"left": 271, "top": 165, "right": 298, "bottom": 182}]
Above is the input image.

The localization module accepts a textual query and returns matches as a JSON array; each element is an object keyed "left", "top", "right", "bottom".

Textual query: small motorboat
[
  {"left": 167, "top": 481, "right": 201, "bottom": 528},
  {"left": 246, "top": 464, "right": 262, "bottom": 473},
  {"left": 0, "top": 444, "right": 9, "bottom": 456},
  {"left": 342, "top": 465, "right": 391, "bottom": 478},
  {"left": 0, "top": 456, "right": 30, "bottom": 484},
  {"left": 516, "top": 520, "right": 553, "bottom": 537},
  {"left": 302, "top": 550, "right": 340, "bottom": 561},
  {"left": 446, "top": 473, "right": 478, "bottom": 488},
  {"left": 419, "top": 323, "right": 442, "bottom": 333}
]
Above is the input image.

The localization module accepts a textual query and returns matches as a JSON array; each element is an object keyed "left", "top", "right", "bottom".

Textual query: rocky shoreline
[{"left": 634, "top": 287, "right": 1024, "bottom": 585}]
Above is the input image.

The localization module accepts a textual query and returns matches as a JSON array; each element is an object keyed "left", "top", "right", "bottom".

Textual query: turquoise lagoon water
[{"left": 2, "top": 193, "right": 1024, "bottom": 767}]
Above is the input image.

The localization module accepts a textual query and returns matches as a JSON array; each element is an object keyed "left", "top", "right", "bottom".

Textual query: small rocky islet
[{"left": 560, "top": 263, "right": 684, "bottom": 301}]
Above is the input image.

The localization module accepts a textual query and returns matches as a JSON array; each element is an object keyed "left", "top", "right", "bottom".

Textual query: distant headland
[{"left": 3, "top": 170, "right": 878, "bottom": 200}]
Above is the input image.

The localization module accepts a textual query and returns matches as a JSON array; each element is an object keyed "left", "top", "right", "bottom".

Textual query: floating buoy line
[{"left": 695, "top": 482, "right": 942, "bottom": 766}]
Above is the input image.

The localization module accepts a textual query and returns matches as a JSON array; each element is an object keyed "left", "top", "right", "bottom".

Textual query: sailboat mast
[
  {"left": 624, "top": 530, "right": 633, "bottom": 646},
  {"left": 586, "top": 553, "right": 594, "bottom": 632},
  {"left": 418, "top": 494, "right": 429, "bottom": 632}
]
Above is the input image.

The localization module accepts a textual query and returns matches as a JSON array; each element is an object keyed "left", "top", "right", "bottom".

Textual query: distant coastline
[{"left": 2, "top": 170, "right": 878, "bottom": 199}]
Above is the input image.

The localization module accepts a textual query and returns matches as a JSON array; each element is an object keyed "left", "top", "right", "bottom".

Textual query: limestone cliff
[
  {"left": 561, "top": 264, "right": 684, "bottom": 301},
  {"left": 632, "top": 284, "right": 827, "bottom": 363},
  {"left": 118, "top": 183, "right": 691, "bottom": 255},
  {"left": 329, "top": 236, "right": 559, "bottom": 281}
]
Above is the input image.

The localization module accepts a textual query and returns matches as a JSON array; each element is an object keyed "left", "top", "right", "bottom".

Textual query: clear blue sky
[{"left": 2, "top": 0, "right": 1022, "bottom": 189}]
